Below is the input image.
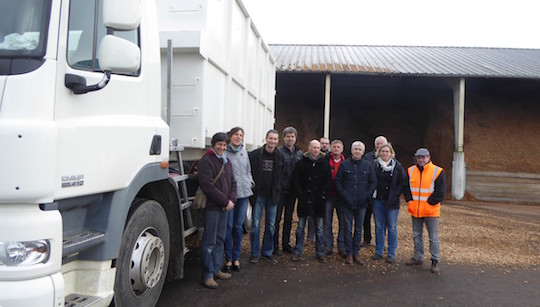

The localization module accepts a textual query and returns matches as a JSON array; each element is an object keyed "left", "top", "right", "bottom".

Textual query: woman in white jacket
[{"left": 222, "top": 127, "right": 255, "bottom": 273}]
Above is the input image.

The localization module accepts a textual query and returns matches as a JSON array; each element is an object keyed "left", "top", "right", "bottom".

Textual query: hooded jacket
[
  {"left": 226, "top": 144, "right": 254, "bottom": 199},
  {"left": 292, "top": 152, "right": 332, "bottom": 217}
]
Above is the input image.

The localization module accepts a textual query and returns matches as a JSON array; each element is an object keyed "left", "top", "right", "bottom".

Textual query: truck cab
[{"left": 0, "top": 0, "right": 275, "bottom": 306}]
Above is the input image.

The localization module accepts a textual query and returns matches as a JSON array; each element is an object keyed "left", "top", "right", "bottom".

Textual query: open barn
[{"left": 270, "top": 45, "right": 540, "bottom": 203}]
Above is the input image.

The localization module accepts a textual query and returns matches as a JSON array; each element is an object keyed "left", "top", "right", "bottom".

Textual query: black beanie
[{"left": 211, "top": 132, "right": 228, "bottom": 146}]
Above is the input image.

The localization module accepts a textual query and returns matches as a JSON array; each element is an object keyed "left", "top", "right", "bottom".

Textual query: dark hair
[
  {"left": 228, "top": 127, "right": 244, "bottom": 140},
  {"left": 282, "top": 126, "right": 297, "bottom": 137},
  {"left": 266, "top": 129, "right": 279, "bottom": 138},
  {"left": 211, "top": 132, "right": 228, "bottom": 146}
]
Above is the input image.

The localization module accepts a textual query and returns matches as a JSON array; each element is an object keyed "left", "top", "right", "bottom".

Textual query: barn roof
[{"left": 269, "top": 44, "right": 540, "bottom": 79}]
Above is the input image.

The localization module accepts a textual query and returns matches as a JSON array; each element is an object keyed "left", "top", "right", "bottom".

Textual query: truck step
[
  {"left": 180, "top": 200, "right": 192, "bottom": 211},
  {"left": 170, "top": 173, "right": 189, "bottom": 182},
  {"left": 63, "top": 231, "right": 105, "bottom": 257},
  {"left": 64, "top": 294, "right": 102, "bottom": 307}
]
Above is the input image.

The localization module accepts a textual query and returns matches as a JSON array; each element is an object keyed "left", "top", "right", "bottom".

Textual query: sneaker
[
  {"left": 249, "top": 256, "right": 259, "bottom": 263},
  {"left": 214, "top": 271, "right": 232, "bottom": 280},
  {"left": 203, "top": 278, "right": 219, "bottom": 289},
  {"left": 385, "top": 256, "right": 395, "bottom": 263},
  {"left": 431, "top": 260, "right": 441, "bottom": 274},
  {"left": 318, "top": 257, "right": 327, "bottom": 264},
  {"left": 339, "top": 250, "right": 348, "bottom": 258},
  {"left": 291, "top": 254, "right": 301, "bottom": 261},
  {"left": 405, "top": 258, "right": 423, "bottom": 266},
  {"left": 273, "top": 249, "right": 283, "bottom": 256},
  {"left": 344, "top": 255, "right": 353, "bottom": 265},
  {"left": 371, "top": 254, "right": 383, "bottom": 260},
  {"left": 261, "top": 254, "right": 274, "bottom": 262},
  {"left": 283, "top": 245, "right": 294, "bottom": 254},
  {"left": 353, "top": 253, "right": 364, "bottom": 265}
]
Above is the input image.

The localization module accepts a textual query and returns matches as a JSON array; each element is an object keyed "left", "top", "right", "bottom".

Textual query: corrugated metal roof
[{"left": 269, "top": 44, "right": 540, "bottom": 79}]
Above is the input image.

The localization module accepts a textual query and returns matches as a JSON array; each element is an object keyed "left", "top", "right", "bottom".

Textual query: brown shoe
[
  {"left": 317, "top": 257, "right": 327, "bottom": 264},
  {"left": 353, "top": 253, "right": 364, "bottom": 265},
  {"left": 344, "top": 255, "right": 353, "bottom": 265},
  {"left": 214, "top": 271, "right": 232, "bottom": 280},
  {"left": 203, "top": 278, "right": 219, "bottom": 289}
]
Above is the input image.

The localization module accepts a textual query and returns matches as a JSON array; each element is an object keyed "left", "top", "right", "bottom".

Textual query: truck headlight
[{"left": 0, "top": 240, "right": 50, "bottom": 266}]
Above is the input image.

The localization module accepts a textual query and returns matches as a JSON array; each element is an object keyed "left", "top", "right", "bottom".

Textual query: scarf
[
  {"left": 228, "top": 143, "right": 243, "bottom": 153},
  {"left": 211, "top": 148, "right": 228, "bottom": 163},
  {"left": 377, "top": 157, "right": 394, "bottom": 172}
]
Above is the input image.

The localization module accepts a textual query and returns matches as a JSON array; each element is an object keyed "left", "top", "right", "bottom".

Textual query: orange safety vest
[{"left": 407, "top": 161, "right": 443, "bottom": 218}]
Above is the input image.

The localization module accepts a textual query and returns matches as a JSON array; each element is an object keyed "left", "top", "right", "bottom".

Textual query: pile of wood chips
[{"left": 235, "top": 202, "right": 540, "bottom": 269}]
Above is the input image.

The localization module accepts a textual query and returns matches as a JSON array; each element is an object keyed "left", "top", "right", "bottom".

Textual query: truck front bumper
[{"left": 0, "top": 272, "right": 64, "bottom": 307}]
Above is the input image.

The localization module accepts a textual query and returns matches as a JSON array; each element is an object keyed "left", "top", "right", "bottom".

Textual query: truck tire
[{"left": 113, "top": 199, "right": 170, "bottom": 307}]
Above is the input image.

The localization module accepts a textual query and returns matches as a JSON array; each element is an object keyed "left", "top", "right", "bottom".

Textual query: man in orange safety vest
[{"left": 404, "top": 148, "right": 446, "bottom": 274}]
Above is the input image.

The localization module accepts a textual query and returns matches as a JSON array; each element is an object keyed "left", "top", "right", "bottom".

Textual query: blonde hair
[{"left": 375, "top": 143, "right": 395, "bottom": 158}]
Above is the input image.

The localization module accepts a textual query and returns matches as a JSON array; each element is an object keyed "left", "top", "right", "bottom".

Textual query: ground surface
[{"left": 157, "top": 202, "right": 540, "bottom": 306}]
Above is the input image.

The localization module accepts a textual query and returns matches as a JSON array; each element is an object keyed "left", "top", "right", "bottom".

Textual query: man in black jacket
[
  {"left": 248, "top": 130, "right": 284, "bottom": 263},
  {"left": 290, "top": 140, "right": 332, "bottom": 263},
  {"left": 274, "top": 127, "right": 303, "bottom": 255}
]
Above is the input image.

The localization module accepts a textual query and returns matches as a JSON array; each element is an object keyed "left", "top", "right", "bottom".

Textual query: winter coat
[
  {"left": 278, "top": 145, "right": 303, "bottom": 193},
  {"left": 335, "top": 157, "right": 377, "bottom": 209},
  {"left": 226, "top": 144, "right": 254, "bottom": 199},
  {"left": 197, "top": 149, "right": 237, "bottom": 211},
  {"left": 249, "top": 146, "right": 285, "bottom": 205},
  {"left": 372, "top": 158, "right": 408, "bottom": 209},
  {"left": 292, "top": 153, "right": 332, "bottom": 218}
]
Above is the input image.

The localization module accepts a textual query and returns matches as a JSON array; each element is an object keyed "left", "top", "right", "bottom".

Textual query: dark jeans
[
  {"left": 323, "top": 195, "right": 345, "bottom": 253},
  {"left": 200, "top": 209, "right": 228, "bottom": 280},
  {"left": 293, "top": 216, "right": 325, "bottom": 258},
  {"left": 275, "top": 192, "right": 296, "bottom": 249},
  {"left": 342, "top": 206, "right": 367, "bottom": 256}
]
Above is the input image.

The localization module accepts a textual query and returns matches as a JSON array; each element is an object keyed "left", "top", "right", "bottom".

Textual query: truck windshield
[{"left": 0, "top": 0, "right": 51, "bottom": 58}]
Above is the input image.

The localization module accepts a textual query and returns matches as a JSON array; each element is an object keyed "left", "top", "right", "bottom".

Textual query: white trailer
[{"left": 0, "top": 0, "right": 275, "bottom": 306}]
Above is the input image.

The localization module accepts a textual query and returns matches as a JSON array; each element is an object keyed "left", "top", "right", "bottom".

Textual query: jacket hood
[{"left": 303, "top": 151, "right": 326, "bottom": 160}]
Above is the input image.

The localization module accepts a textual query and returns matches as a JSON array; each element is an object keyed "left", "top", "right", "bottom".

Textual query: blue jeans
[
  {"left": 372, "top": 200, "right": 400, "bottom": 258},
  {"left": 306, "top": 216, "right": 315, "bottom": 241},
  {"left": 293, "top": 216, "right": 325, "bottom": 258},
  {"left": 200, "top": 209, "right": 228, "bottom": 280},
  {"left": 342, "top": 206, "right": 367, "bottom": 256},
  {"left": 323, "top": 196, "right": 345, "bottom": 253},
  {"left": 224, "top": 197, "right": 249, "bottom": 261},
  {"left": 411, "top": 216, "right": 440, "bottom": 262},
  {"left": 250, "top": 196, "right": 277, "bottom": 257}
]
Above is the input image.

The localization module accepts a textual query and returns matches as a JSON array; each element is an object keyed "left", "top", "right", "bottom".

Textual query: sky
[{"left": 242, "top": 0, "right": 540, "bottom": 49}]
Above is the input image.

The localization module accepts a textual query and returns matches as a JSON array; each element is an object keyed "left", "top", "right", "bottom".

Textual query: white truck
[{"left": 0, "top": 0, "right": 275, "bottom": 306}]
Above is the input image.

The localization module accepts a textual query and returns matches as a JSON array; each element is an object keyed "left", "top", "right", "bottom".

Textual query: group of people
[{"left": 197, "top": 127, "right": 446, "bottom": 289}]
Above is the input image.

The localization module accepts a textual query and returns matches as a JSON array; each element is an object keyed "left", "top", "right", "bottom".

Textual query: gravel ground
[{"left": 249, "top": 201, "right": 540, "bottom": 268}]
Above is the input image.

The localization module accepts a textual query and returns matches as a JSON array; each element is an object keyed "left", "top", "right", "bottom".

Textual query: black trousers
[
  {"left": 275, "top": 192, "right": 297, "bottom": 249},
  {"left": 363, "top": 206, "right": 373, "bottom": 243}
]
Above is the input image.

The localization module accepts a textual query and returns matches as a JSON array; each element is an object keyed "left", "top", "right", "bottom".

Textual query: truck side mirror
[{"left": 99, "top": 35, "right": 141, "bottom": 73}]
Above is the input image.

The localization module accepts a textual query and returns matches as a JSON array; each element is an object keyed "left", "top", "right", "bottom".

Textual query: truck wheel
[{"left": 113, "top": 199, "right": 170, "bottom": 307}]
